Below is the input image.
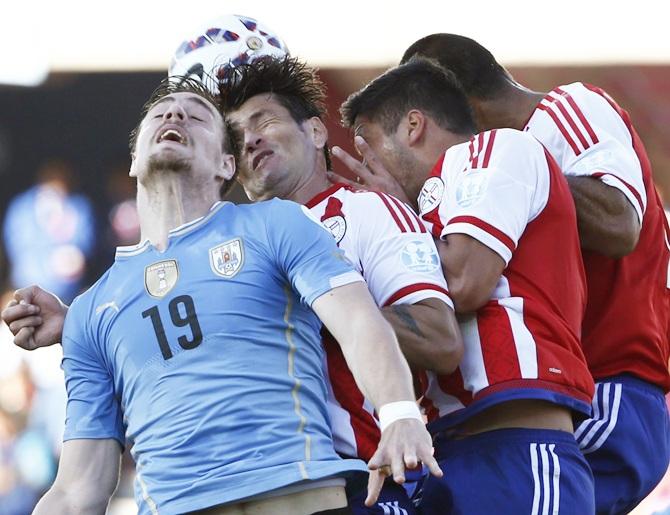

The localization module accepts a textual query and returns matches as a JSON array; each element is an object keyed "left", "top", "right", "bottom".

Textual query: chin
[{"left": 147, "top": 155, "right": 192, "bottom": 174}]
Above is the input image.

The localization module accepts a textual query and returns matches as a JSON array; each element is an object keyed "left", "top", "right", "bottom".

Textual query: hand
[
  {"left": 1, "top": 285, "right": 68, "bottom": 350},
  {"left": 365, "top": 418, "right": 442, "bottom": 506},
  {"left": 329, "top": 136, "right": 410, "bottom": 204}
]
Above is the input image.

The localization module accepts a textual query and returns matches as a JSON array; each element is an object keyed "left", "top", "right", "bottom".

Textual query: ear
[
  {"left": 129, "top": 155, "right": 138, "bottom": 177},
  {"left": 405, "top": 109, "right": 428, "bottom": 147},
  {"left": 304, "top": 117, "right": 328, "bottom": 150},
  {"left": 217, "top": 153, "right": 236, "bottom": 182}
]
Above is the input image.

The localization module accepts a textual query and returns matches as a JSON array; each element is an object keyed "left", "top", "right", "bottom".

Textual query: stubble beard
[{"left": 147, "top": 154, "right": 192, "bottom": 175}]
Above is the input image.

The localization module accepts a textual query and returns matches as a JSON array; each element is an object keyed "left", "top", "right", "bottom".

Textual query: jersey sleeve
[
  {"left": 61, "top": 297, "right": 125, "bottom": 445},
  {"left": 536, "top": 84, "right": 647, "bottom": 222},
  {"left": 350, "top": 191, "right": 452, "bottom": 309},
  {"left": 266, "top": 199, "right": 363, "bottom": 306},
  {"left": 421, "top": 131, "right": 548, "bottom": 265}
]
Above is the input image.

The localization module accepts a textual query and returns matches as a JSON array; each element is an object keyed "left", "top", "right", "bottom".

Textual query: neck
[
  {"left": 137, "top": 173, "right": 221, "bottom": 250},
  {"left": 474, "top": 83, "right": 546, "bottom": 132},
  {"left": 284, "top": 169, "right": 331, "bottom": 205}
]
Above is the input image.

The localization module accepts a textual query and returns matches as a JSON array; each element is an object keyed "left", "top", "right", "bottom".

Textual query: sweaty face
[
  {"left": 228, "top": 93, "right": 320, "bottom": 201},
  {"left": 131, "top": 92, "right": 227, "bottom": 183}
]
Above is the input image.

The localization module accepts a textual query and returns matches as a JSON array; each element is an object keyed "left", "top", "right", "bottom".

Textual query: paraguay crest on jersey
[
  {"left": 145, "top": 260, "right": 179, "bottom": 298},
  {"left": 320, "top": 197, "right": 347, "bottom": 244},
  {"left": 210, "top": 238, "right": 244, "bottom": 278},
  {"left": 418, "top": 177, "right": 445, "bottom": 214}
]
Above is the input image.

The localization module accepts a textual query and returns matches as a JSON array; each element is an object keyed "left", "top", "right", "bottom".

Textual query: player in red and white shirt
[
  {"left": 339, "top": 58, "right": 596, "bottom": 515},
  {"left": 219, "top": 56, "right": 462, "bottom": 513},
  {"left": 397, "top": 34, "right": 670, "bottom": 515}
]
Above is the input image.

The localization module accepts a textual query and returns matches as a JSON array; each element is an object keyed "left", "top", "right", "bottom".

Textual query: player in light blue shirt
[{"left": 16, "top": 78, "right": 439, "bottom": 515}]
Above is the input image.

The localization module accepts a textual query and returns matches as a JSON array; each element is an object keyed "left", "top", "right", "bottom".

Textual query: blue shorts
[
  {"left": 575, "top": 375, "right": 670, "bottom": 514},
  {"left": 419, "top": 428, "right": 595, "bottom": 515},
  {"left": 348, "top": 479, "right": 417, "bottom": 515}
]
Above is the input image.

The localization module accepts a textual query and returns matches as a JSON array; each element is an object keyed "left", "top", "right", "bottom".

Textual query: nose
[
  {"left": 163, "top": 102, "right": 187, "bottom": 122},
  {"left": 244, "top": 130, "right": 262, "bottom": 154}
]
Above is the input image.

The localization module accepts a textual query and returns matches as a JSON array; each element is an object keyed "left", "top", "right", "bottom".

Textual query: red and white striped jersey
[
  {"left": 306, "top": 183, "right": 452, "bottom": 460},
  {"left": 418, "top": 128, "right": 595, "bottom": 431},
  {"left": 525, "top": 83, "right": 670, "bottom": 391}
]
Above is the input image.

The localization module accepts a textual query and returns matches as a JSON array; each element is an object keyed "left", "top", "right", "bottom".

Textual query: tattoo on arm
[{"left": 392, "top": 305, "right": 426, "bottom": 339}]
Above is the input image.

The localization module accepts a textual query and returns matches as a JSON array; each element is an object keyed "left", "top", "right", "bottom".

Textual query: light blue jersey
[{"left": 61, "top": 199, "right": 367, "bottom": 514}]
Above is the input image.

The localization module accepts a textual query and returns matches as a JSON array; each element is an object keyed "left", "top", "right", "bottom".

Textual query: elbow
[
  {"left": 449, "top": 278, "right": 491, "bottom": 314},
  {"left": 430, "top": 330, "right": 464, "bottom": 375},
  {"left": 605, "top": 224, "right": 640, "bottom": 258},
  {"left": 589, "top": 218, "right": 641, "bottom": 259}
]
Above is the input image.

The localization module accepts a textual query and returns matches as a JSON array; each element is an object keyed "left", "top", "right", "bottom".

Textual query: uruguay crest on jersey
[{"left": 210, "top": 238, "right": 244, "bottom": 278}]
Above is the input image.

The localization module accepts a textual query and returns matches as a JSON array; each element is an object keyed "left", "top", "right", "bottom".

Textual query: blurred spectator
[{"left": 2, "top": 160, "right": 95, "bottom": 303}]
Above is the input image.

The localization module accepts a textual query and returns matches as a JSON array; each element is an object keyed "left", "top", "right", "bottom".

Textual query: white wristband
[{"left": 378, "top": 401, "right": 423, "bottom": 432}]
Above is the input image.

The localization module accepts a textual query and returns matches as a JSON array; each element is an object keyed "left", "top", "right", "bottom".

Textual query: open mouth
[
  {"left": 157, "top": 128, "right": 186, "bottom": 145},
  {"left": 252, "top": 150, "right": 273, "bottom": 171}
]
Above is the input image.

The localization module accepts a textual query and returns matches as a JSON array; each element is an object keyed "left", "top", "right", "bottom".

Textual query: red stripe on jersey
[
  {"left": 447, "top": 215, "right": 516, "bottom": 254},
  {"left": 437, "top": 368, "right": 472, "bottom": 408},
  {"left": 385, "top": 193, "right": 417, "bottom": 232},
  {"left": 538, "top": 104, "right": 582, "bottom": 156},
  {"left": 482, "top": 129, "right": 497, "bottom": 168},
  {"left": 305, "top": 182, "right": 347, "bottom": 208},
  {"left": 429, "top": 154, "right": 446, "bottom": 179},
  {"left": 383, "top": 283, "right": 451, "bottom": 307},
  {"left": 555, "top": 87, "right": 599, "bottom": 145},
  {"left": 323, "top": 331, "right": 380, "bottom": 461},
  {"left": 546, "top": 95, "right": 591, "bottom": 150},
  {"left": 423, "top": 207, "right": 444, "bottom": 238},
  {"left": 476, "top": 302, "right": 522, "bottom": 384},
  {"left": 408, "top": 209, "right": 428, "bottom": 233},
  {"left": 418, "top": 371, "right": 440, "bottom": 421},
  {"left": 468, "top": 137, "right": 476, "bottom": 166},
  {"left": 592, "top": 172, "right": 645, "bottom": 215},
  {"left": 472, "top": 133, "right": 485, "bottom": 168},
  {"left": 373, "top": 192, "right": 407, "bottom": 232}
]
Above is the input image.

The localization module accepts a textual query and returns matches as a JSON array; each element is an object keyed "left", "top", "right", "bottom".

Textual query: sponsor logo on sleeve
[
  {"left": 145, "top": 260, "right": 179, "bottom": 298},
  {"left": 455, "top": 170, "right": 490, "bottom": 208},
  {"left": 210, "top": 238, "right": 244, "bottom": 278},
  {"left": 418, "top": 177, "right": 445, "bottom": 214},
  {"left": 401, "top": 240, "right": 440, "bottom": 273}
]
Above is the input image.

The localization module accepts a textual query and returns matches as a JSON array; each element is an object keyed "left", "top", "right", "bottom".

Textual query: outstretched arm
[
  {"left": 1, "top": 285, "right": 68, "bottom": 350},
  {"left": 312, "top": 281, "right": 442, "bottom": 506},
  {"left": 33, "top": 439, "right": 121, "bottom": 515}
]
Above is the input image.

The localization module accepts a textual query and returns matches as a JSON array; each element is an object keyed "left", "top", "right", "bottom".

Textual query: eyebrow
[{"left": 151, "top": 95, "right": 217, "bottom": 116}]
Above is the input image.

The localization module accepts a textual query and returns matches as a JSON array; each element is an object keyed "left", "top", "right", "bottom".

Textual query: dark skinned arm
[
  {"left": 435, "top": 234, "right": 506, "bottom": 314},
  {"left": 382, "top": 297, "right": 463, "bottom": 376},
  {"left": 567, "top": 176, "right": 641, "bottom": 258}
]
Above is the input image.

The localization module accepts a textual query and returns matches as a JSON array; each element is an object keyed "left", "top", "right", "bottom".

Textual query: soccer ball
[{"left": 169, "top": 14, "right": 289, "bottom": 89}]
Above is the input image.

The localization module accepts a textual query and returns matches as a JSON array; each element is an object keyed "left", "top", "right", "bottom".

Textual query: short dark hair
[
  {"left": 340, "top": 57, "right": 476, "bottom": 136},
  {"left": 128, "top": 75, "right": 239, "bottom": 197},
  {"left": 219, "top": 55, "right": 332, "bottom": 170},
  {"left": 401, "top": 34, "right": 511, "bottom": 99}
]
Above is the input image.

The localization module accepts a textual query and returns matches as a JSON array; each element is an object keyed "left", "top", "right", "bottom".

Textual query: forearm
[
  {"left": 33, "top": 485, "right": 111, "bottom": 515},
  {"left": 342, "top": 312, "right": 415, "bottom": 408},
  {"left": 567, "top": 176, "right": 640, "bottom": 257},
  {"left": 382, "top": 300, "right": 462, "bottom": 375}
]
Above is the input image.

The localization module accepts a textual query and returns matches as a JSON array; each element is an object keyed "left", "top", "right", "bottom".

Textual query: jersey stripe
[
  {"left": 385, "top": 193, "right": 417, "bottom": 232},
  {"left": 373, "top": 192, "right": 407, "bottom": 232},
  {"left": 554, "top": 87, "right": 599, "bottom": 145},
  {"left": 447, "top": 215, "right": 517, "bottom": 253},
  {"left": 546, "top": 95, "right": 591, "bottom": 150},
  {"left": 383, "top": 283, "right": 450, "bottom": 307},
  {"left": 481, "top": 129, "right": 497, "bottom": 168},
  {"left": 407, "top": 208, "right": 428, "bottom": 233},
  {"left": 537, "top": 103, "right": 582, "bottom": 156},
  {"left": 591, "top": 171, "right": 645, "bottom": 215},
  {"left": 476, "top": 303, "right": 522, "bottom": 384}
]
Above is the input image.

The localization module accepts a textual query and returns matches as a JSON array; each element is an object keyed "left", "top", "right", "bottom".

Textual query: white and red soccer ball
[{"left": 169, "top": 14, "right": 289, "bottom": 86}]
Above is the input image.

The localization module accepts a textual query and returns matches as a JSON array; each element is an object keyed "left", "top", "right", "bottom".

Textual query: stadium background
[{"left": 1, "top": 2, "right": 670, "bottom": 514}]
